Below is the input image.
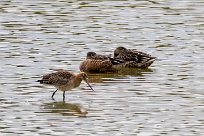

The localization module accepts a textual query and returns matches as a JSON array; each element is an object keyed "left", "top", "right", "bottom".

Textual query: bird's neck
[{"left": 73, "top": 74, "right": 83, "bottom": 88}]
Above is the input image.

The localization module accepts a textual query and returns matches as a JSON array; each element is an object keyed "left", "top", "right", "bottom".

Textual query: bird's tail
[{"left": 141, "top": 58, "right": 156, "bottom": 68}]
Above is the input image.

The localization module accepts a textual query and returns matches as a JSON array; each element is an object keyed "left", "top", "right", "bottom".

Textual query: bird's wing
[
  {"left": 131, "top": 49, "right": 155, "bottom": 58},
  {"left": 115, "top": 52, "right": 139, "bottom": 61},
  {"left": 40, "top": 70, "right": 73, "bottom": 85}
]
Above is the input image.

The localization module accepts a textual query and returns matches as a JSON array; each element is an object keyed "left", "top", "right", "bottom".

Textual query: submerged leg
[
  {"left": 63, "top": 91, "right": 66, "bottom": 101},
  {"left": 51, "top": 89, "right": 58, "bottom": 100}
]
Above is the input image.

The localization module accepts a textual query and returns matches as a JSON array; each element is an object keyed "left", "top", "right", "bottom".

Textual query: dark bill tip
[{"left": 84, "top": 79, "right": 94, "bottom": 91}]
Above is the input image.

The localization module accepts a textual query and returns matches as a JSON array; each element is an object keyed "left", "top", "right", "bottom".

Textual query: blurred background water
[{"left": 0, "top": 0, "right": 204, "bottom": 135}]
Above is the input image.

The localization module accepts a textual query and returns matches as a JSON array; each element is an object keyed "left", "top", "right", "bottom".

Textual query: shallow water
[{"left": 0, "top": 0, "right": 204, "bottom": 135}]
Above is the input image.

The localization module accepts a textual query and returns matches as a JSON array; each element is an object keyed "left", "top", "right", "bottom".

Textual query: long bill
[{"left": 84, "top": 78, "right": 94, "bottom": 91}]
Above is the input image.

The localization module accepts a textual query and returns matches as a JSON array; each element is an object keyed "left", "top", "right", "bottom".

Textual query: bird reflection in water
[
  {"left": 87, "top": 68, "right": 154, "bottom": 83},
  {"left": 41, "top": 101, "right": 88, "bottom": 117}
]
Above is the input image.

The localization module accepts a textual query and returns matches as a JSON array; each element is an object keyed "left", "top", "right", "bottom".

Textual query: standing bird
[
  {"left": 80, "top": 52, "right": 124, "bottom": 73},
  {"left": 37, "top": 70, "right": 94, "bottom": 101},
  {"left": 114, "top": 46, "right": 156, "bottom": 68}
]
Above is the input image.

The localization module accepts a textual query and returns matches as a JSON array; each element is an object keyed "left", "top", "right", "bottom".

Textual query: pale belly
[{"left": 55, "top": 82, "right": 81, "bottom": 92}]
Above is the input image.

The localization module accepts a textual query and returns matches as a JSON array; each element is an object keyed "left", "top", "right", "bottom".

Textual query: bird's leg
[
  {"left": 51, "top": 89, "right": 58, "bottom": 100},
  {"left": 62, "top": 100, "right": 65, "bottom": 105},
  {"left": 63, "top": 91, "right": 65, "bottom": 102}
]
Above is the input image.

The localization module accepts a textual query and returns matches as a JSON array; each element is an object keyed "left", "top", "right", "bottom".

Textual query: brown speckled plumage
[
  {"left": 86, "top": 52, "right": 111, "bottom": 60},
  {"left": 80, "top": 52, "right": 124, "bottom": 73},
  {"left": 37, "top": 70, "right": 94, "bottom": 101},
  {"left": 38, "top": 70, "right": 73, "bottom": 85},
  {"left": 114, "top": 47, "right": 156, "bottom": 68}
]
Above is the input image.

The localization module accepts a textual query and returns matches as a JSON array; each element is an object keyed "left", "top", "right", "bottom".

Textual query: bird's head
[
  {"left": 86, "top": 52, "right": 97, "bottom": 59},
  {"left": 114, "top": 46, "right": 127, "bottom": 57},
  {"left": 79, "top": 72, "right": 94, "bottom": 91}
]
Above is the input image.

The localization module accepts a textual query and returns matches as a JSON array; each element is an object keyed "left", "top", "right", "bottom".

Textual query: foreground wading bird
[
  {"left": 114, "top": 46, "right": 156, "bottom": 68},
  {"left": 37, "top": 70, "right": 94, "bottom": 101},
  {"left": 80, "top": 52, "right": 124, "bottom": 73}
]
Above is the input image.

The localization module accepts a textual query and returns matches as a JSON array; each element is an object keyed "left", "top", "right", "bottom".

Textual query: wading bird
[{"left": 37, "top": 70, "right": 94, "bottom": 101}]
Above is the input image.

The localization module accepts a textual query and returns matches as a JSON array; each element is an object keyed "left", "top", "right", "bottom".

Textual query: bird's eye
[{"left": 83, "top": 74, "right": 87, "bottom": 78}]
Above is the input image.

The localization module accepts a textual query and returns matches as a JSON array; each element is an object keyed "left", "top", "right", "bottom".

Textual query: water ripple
[{"left": 0, "top": 0, "right": 204, "bottom": 135}]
